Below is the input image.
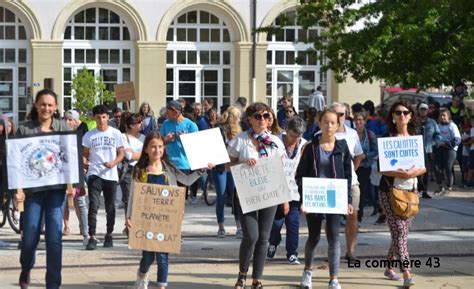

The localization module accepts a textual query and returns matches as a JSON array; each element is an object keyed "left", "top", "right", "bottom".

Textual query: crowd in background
[{"left": 0, "top": 80, "right": 473, "bottom": 289}]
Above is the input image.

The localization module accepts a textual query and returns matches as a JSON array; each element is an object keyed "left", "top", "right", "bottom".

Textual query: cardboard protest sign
[
  {"left": 180, "top": 128, "right": 230, "bottom": 170},
  {"left": 282, "top": 157, "right": 301, "bottom": 201},
  {"left": 302, "top": 177, "right": 348, "bottom": 214},
  {"left": 231, "top": 155, "right": 291, "bottom": 214},
  {"left": 114, "top": 82, "right": 135, "bottom": 102},
  {"left": 5, "top": 131, "right": 83, "bottom": 190},
  {"left": 128, "top": 182, "right": 186, "bottom": 254},
  {"left": 377, "top": 135, "right": 425, "bottom": 172}
]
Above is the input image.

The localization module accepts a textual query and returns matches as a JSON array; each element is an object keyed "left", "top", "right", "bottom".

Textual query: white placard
[
  {"left": 231, "top": 156, "right": 291, "bottom": 214},
  {"left": 180, "top": 127, "right": 230, "bottom": 170},
  {"left": 377, "top": 135, "right": 425, "bottom": 172},
  {"left": 6, "top": 132, "right": 81, "bottom": 189},
  {"left": 303, "top": 177, "right": 348, "bottom": 214}
]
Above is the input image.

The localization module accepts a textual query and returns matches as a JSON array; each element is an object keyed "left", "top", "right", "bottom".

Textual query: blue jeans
[
  {"left": 139, "top": 251, "right": 169, "bottom": 287},
  {"left": 213, "top": 170, "right": 234, "bottom": 224},
  {"left": 268, "top": 201, "right": 300, "bottom": 258},
  {"left": 20, "top": 190, "right": 66, "bottom": 289}
]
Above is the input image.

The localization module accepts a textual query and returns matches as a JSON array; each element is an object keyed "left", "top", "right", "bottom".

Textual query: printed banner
[
  {"left": 377, "top": 135, "right": 425, "bottom": 172},
  {"left": 128, "top": 182, "right": 186, "bottom": 254},
  {"left": 6, "top": 132, "right": 82, "bottom": 190},
  {"left": 303, "top": 177, "right": 348, "bottom": 214},
  {"left": 180, "top": 127, "right": 230, "bottom": 170},
  {"left": 231, "top": 155, "right": 291, "bottom": 214}
]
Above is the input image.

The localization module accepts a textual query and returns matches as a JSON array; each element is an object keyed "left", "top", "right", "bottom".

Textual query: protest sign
[
  {"left": 231, "top": 155, "right": 291, "bottom": 214},
  {"left": 377, "top": 135, "right": 424, "bottom": 172},
  {"left": 114, "top": 82, "right": 135, "bottom": 102},
  {"left": 180, "top": 127, "right": 230, "bottom": 170},
  {"left": 128, "top": 182, "right": 186, "bottom": 253},
  {"left": 5, "top": 131, "right": 83, "bottom": 190},
  {"left": 282, "top": 157, "right": 300, "bottom": 201},
  {"left": 302, "top": 177, "right": 348, "bottom": 214}
]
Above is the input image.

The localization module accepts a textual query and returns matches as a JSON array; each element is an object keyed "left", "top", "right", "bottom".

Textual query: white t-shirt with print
[
  {"left": 83, "top": 127, "right": 124, "bottom": 181},
  {"left": 227, "top": 131, "right": 285, "bottom": 163},
  {"left": 122, "top": 133, "right": 145, "bottom": 166}
]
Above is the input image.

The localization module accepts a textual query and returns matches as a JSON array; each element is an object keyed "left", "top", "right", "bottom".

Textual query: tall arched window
[
  {"left": 266, "top": 10, "right": 329, "bottom": 113},
  {"left": 62, "top": 7, "right": 134, "bottom": 111},
  {"left": 166, "top": 10, "right": 233, "bottom": 112},
  {"left": 0, "top": 6, "right": 29, "bottom": 123}
]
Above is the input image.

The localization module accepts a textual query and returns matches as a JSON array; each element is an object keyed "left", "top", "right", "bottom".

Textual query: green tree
[
  {"left": 71, "top": 67, "right": 115, "bottom": 114},
  {"left": 259, "top": 0, "right": 474, "bottom": 89}
]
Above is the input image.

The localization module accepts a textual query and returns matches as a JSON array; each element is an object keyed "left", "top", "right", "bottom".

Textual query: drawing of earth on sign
[{"left": 22, "top": 144, "right": 63, "bottom": 179}]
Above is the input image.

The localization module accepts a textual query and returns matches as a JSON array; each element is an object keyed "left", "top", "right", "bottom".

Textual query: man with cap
[
  {"left": 417, "top": 102, "right": 442, "bottom": 199},
  {"left": 160, "top": 100, "right": 200, "bottom": 204}
]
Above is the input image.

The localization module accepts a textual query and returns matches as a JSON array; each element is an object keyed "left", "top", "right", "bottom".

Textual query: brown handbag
[{"left": 386, "top": 179, "right": 419, "bottom": 218}]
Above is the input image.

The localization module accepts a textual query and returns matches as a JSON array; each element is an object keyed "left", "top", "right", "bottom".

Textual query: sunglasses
[
  {"left": 394, "top": 110, "right": 411, "bottom": 116},
  {"left": 114, "top": 115, "right": 122, "bottom": 119},
  {"left": 253, "top": 113, "right": 271, "bottom": 120},
  {"left": 336, "top": 112, "right": 345, "bottom": 117}
]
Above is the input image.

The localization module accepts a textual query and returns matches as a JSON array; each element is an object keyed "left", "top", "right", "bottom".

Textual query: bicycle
[
  {"left": 202, "top": 169, "right": 217, "bottom": 206},
  {"left": 0, "top": 190, "right": 21, "bottom": 234}
]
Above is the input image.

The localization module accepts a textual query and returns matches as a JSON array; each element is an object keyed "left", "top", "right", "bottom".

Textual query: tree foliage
[
  {"left": 259, "top": 0, "right": 474, "bottom": 89},
  {"left": 71, "top": 68, "right": 115, "bottom": 114}
]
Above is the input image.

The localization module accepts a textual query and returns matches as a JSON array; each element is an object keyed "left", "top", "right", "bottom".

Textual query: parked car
[{"left": 376, "top": 91, "right": 452, "bottom": 114}]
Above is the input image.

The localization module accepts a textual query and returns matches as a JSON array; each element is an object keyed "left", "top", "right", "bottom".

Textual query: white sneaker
[
  {"left": 82, "top": 237, "right": 88, "bottom": 247},
  {"left": 328, "top": 279, "right": 342, "bottom": 289},
  {"left": 288, "top": 254, "right": 301, "bottom": 265},
  {"left": 134, "top": 271, "right": 149, "bottom": 289},
  {"left": 300, "top": 269, "right": 312, "bottom": 289}
]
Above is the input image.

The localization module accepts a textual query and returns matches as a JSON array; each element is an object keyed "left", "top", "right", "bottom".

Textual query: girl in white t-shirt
[{"left": 119, "top": 113, "right": 145, "bottom": 214}]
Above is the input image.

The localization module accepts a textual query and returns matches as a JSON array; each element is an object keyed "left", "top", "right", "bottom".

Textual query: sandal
[
  {"left": 251, "top": 280, "right": 263, "bottom": 289},
  {"left": 384, "top": 269, "right": 401, "bottom": 281},
  {"left": 234, "top": 272, "right": 246, "bottom": 289}
]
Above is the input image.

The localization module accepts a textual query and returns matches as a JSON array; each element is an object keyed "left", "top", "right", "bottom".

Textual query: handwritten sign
[
  {"left": 5, "top": 132, "right": 82, "bottom": 190},
  {"left": 377, "top": 135, "right": 425, "bottom": 172},
  {"left": 114, "top": 82, "right": 135, "bottom": 102},
  {"left": 303, "top": 177, "right": 348, "bottom": 214},
  {"left": 180, "top": 128, "right": 230, "bottom": 170},
  {"left": 282, "top": 158, "right": 300, "bottom": 201},
  {"left": 128, "top": 182, "right": 186, "bottom": 254},
  {"left": 231, "top": 156, "right": 291, "bottom": 214}
]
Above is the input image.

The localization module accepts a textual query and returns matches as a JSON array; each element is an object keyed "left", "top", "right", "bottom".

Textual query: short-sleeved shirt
[
  {"left": 470, "top": 128, "right": 474, "bottom": 151},
  {"left": 83, "top": 126, "right": 124, "bottom": 181},
  {"left": 336, "top": 125, "right": 363, "bottom": 185},
  {"left": 122, "top": 133, "right": 145, "bottom": 166},
  {"left": 159, "top": 117, "right": 198, "bottom": 170},
  {"left": 227, "top": 131, "right": 285, "bottom": 163}
]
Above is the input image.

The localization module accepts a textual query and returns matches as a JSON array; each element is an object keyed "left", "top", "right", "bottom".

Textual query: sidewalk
[{"left": 1, "top": 256, "right": 473, "bottom": 288}]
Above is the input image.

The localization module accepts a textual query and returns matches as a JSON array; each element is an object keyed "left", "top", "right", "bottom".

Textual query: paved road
[{"left": 1, "top": 185, "right": 473, "bottom": 288}]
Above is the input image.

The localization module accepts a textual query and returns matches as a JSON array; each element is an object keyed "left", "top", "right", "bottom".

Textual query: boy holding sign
[
  {"left": 295, "top": 108, "right": 353, "bottom": 289},
  {"left": 125, "top": 131, "right": 211, "bottom": 289}
]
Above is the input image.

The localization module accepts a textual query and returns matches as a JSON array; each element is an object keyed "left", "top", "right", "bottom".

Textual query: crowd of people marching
[{"left": 0, "top": 82, "right": 473, "bottom": 289}]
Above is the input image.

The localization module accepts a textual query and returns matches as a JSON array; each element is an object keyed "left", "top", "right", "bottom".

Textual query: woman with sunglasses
[
  {"left": 227, "top": 102, "right": 285, "bottom": 289},
  {"left": 282, "top": 106, "right": 297, "bottom": 130},
  {"left": 296, "top": 108, "right": 353, "bottom": 289},
  {"left": 379, "top": 100, "right": 426, "bottom": 288},
  {"left": 433, "top": 108, "right": 461, "bottom": 195}
]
